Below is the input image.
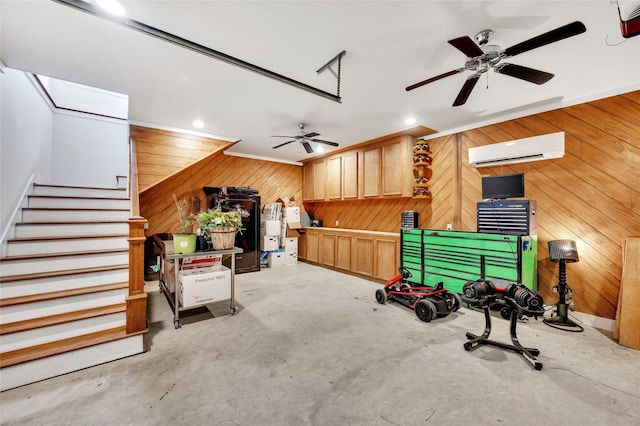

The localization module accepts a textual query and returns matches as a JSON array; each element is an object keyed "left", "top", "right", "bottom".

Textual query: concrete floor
[{"left": 1, "top": 262, "right": 639, "bottom": 425}]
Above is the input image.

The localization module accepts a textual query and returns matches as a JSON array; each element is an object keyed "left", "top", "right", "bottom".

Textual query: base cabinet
[{"left": 299, "top": 227, "right": 399, "bottom": 281}]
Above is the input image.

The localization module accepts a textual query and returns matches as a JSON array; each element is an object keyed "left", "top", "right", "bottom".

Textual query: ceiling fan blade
[
  {"left": 448, "top": 36, "right": 484, "bottom": 57},
  {"left": 302, "top": 141, "right": 314, "bottom": 153},
  {"left": 502, "top": 21, "right": 586, "bottom": 58},
  {"left": 453, "top": 73, "right": 481, "bottom": 106},
  {"left": 494, "top": 63, "right": 554, "bottom": 85},
  {"left": 303, "top": 132, "right": 320, "bottom": 138},
  {"left": 310, "top": 138, "right": 339, "bottom": 147},
  {"left": 272, "top": 140, "right": 296, "bottom": 149},
  {"left": 406, "top": 68, "right": 465, "bottom": 91}
]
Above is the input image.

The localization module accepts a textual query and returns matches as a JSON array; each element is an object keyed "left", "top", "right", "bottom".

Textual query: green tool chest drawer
[{"left": 400, "top": 229, "right": 537, "bottom": 294}]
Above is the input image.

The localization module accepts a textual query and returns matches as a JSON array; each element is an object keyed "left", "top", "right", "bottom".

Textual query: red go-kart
[{"left": 375, "top": 268, "right": 462, "bottom": 322}]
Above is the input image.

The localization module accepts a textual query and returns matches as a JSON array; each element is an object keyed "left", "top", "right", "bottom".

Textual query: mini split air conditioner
[
  {"left": 468, "top": 131, "right": 565, "bottom": 168},
  {"left": 617, "top": 1, "right": 640, "bottom": 38}
]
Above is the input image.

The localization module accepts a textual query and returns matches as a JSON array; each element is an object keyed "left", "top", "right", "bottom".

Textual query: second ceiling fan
[
  {"left": 406, "top": 21, "right": 586, "bottom": 106},
  {"left": 272, "top": 123, "right": 339, "bottom": 153}
]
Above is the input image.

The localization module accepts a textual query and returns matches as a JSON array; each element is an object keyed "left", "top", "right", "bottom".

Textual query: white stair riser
[
  {"left": 7, "top": 237, "right": 129, "bottom": 257},
  {"left": 15, "top": 222, "right": 130, "bottom": 238},
  {"left": 33, "top": 186, "right": 127, "bottom": 199},
  {"left": 0, "top": 312, "right": 126, "bottom": 352},
  {"left": 0, "top": 252, "right": 129, "bottom": 277},
  {"left": 28, "top": 197, "right": 130, "bottom": 210},
  {"left": 22, "top": 209, "right": 130, "bottom": 222},
  {"left": 0, "top": 335, "right": 145, "bottom": 391},
  {"left": 0, "top": 269, "right": 128, "bottom": 299},
  {"left": 0, "top": 288, "right": 127, "bottom": 324}
]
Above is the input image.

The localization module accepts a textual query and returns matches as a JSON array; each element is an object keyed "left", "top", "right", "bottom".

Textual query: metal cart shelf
[{"left": 154, "top": 235, "right": 242, "bottom": 329}]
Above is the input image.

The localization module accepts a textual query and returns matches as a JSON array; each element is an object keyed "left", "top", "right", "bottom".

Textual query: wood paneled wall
[
  {"left": 303, "top": 91, "right": 640, "bottom": 320},
  {"left": 137, "top": 149, "right": 302, "bottom": 237},
  {"left": 130, "top": 125, "right": 234, "bottom": 192}
]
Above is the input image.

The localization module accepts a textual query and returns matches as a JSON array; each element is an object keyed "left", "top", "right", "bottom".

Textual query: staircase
[{"left": 0, "top": 184, "right": 147, "bottom": 391}]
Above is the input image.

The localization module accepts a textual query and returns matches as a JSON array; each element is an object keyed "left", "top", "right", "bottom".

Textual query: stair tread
[
  {"left": 34, "top": 183, "right": 127, "bottom": 191},
  {"left": 7, "top": 234, "right": 128, "bottom": 243},
  {"left": 29, "top": 195, "right": 130, "bottom": 201},
  {"left": 22, "top": 207, "right": 130, "bottom": 211},
  {"left": 0, "top": 282, "right": 129, "bottom": 307},
  {"left": 1, "top": 248, "right": 128, "bottom": 262},
  {"left": 0, "top": 303, "right": 126, "bottom": 335},
  {"left": 0, "top": 326, "right": 147, "bottom": 368},
  {"left": 0, "top": 264, "right": 129, "bottom": 283},
  {"left": 16, "top": 221, "right": 130, "bottom": 226}
]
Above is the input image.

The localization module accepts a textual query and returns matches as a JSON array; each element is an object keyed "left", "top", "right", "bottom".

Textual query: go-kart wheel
[
  {"left": 415, "top": 299, "right": 437, "bottom": 322},
  {"left": 399, "top": 283, "right": 411, "bottom": 292},
  {"left": 375, "top": 288, "right": 388, "bottom": 304},
  {"left": 450, "top": 292, "right": 463, "bottom": 312},
  {"left": 500, "top": 306, "right": 512, "bottom": 320}
]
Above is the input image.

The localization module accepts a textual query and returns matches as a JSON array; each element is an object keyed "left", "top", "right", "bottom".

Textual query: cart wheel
[
  {"left": 231, "top": 305, "right": 238, "bottom": 315},
  {"left": 500, "top": 306, "right": 512, "bottom": 320},
  {"left": 450, "top": 292, "right": 463, "bottom": 312},
  {"left": 415, "top": 299, "right": 437, "bottom": 322},
  {"left": 400, "top": 283, "right": 411, "bottom": 292},
  {"left": 375, "top": 288, "right": 388, "bottom": 304},
  {"left": 173, "top": 319, "right": 181, "bottom": 329}
]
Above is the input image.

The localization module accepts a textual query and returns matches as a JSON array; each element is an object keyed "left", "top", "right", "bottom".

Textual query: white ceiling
[{"left": 2, "top": 1, "right": 639, "bottom": 164}]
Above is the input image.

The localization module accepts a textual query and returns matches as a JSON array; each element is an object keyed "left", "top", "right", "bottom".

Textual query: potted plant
[
  {"left": 172, "top": 194, "right": 197, "bottom": 254},
  {"left": 195, "top": 208, "right": 242, "bottom": 250}
]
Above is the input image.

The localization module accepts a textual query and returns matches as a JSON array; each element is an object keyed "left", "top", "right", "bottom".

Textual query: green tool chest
[{"left": 400, "top": 229, "right": 537, "bottom": 294}]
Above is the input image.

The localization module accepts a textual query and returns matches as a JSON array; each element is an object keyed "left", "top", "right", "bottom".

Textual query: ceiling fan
[
  {"left": 272, "top": 123, "right": 339, "bottom": 153},
  {"left": 406, "top": 21, "right": 586, "bottom": 106}
]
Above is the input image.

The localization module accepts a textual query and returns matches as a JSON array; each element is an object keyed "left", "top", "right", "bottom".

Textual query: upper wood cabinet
[
  {"left": 342, "top": 151, "right": 359, "bottom": 199},
  {"left": 327, "top": 156, "right": 342, "bottom": 200},
  {"left": 302, "top": 135, "right": 413, "bottom": 201}
]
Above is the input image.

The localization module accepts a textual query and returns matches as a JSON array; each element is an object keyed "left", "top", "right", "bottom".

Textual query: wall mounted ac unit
[
  {"left": 468, "top": 131, "right": 565, "bottom": 168},
  {"left": 617, "top": 1, "right": 640, "bottom": 38}
]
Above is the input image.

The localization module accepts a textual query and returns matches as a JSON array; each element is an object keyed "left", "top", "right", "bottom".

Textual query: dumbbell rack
[{"left": 463, "top": 296, "right": 543, "bottom": 370}]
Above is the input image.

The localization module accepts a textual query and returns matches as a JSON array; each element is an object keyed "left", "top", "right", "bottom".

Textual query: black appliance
[
  {"left": 203, "top": 187, "right": 260, "bottom": 274},
  {"left": 476, "top": 199, "right": 536, "bottom": 236}
]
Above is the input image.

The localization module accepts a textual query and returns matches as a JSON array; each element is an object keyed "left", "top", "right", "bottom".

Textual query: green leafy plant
[
  {"left": 172, "top": 194, "right": 195, "bottom": 233},
  {"left": 195, "top": 208, "right": 243, "bottom": 230}
]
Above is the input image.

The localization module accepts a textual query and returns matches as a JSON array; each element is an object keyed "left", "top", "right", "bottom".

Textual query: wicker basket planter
[{"left": 209, "top": 227, "right": 237, "bottom": 250}]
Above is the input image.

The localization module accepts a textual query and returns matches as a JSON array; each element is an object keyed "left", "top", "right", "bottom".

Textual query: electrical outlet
[{"left": 336, "top": 220, "right": 339, "bottom": 227}]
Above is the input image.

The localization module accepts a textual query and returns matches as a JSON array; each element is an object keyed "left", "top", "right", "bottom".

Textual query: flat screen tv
[{"left": 481, "top": 173, "right": 525, "bottom": 200}]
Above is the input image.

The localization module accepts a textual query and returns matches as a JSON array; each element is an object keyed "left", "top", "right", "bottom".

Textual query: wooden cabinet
[
  {"left": 342, "top": 151, "right": 358, "bottom": 199},
  {"left": 302, "top": 135, "right": 413, "bottom": 201},
  {"left": 327, "top": 156, "right": 342, "bottom": 200},
  {"left": 381, "top": 137, "right": 412, "bottom": 197},
  {"left": 362, "top": 147, "right": 381, "bottom": 198},
  {"left": 299, "top": 227, "right": 399, "bottom": 281}
]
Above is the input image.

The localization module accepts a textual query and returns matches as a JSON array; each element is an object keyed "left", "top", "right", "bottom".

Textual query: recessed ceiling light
[
  {"left": 404, "top": 117, "right": 417, "bottom": 126},
  {"left": 192, "top": 119, "right": 204, "bottom": 129},
  {"left": 316, "top": 146, "right": 325, "bottom": 153},
  {"left": 96, "top": 0, "right": 126, "bottom": 16}
]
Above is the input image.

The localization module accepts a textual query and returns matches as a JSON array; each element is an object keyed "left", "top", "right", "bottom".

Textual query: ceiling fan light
[{"left": 96, "top": 0, "right": 126, "bottom": 16}]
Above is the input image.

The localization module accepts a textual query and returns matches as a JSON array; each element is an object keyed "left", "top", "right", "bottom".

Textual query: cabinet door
[
  {"left": 353, "top": 235, "right": 374, "bottom": 277},
  {"left": 327, "top": 156, "right": 342, "bottom": 200},
  {"left": 335, "top": 234, "right": 352, "bottom": 270},
  {"left": 362, "top": 147, "right": 381, "bottom": 198},
  {"left": 306, "top": 230, "right": 319, "bottom": 263},
  {"left": 303, "top": 164, "right": 314, "bottom": 202},
  {"left": 382, "top": 138, "right": 410, "bottom": 197},
  {"left": 374, "top": 237, "right": 399, "bottom": 280},
  {"left": 320, "top": 233, "right": 336, "bottom": 266},
  {"left": 313, "top": 161, "right": 327, "bottom": 201},
  {"left": 342, "top": 151, "right": 358, "bottom": 199}
]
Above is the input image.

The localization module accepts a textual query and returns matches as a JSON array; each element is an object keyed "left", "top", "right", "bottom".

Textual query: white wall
[
  {"left": 51, "top": 112, "right": 128, "bottom": 188},
  {"left": 1, "top": 68, "right": 54, "bottom": 233}
]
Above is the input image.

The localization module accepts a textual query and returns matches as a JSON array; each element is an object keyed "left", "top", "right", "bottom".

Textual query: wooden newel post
[{"left": 127, "top": 216, "right": 148, "bottom": 334}]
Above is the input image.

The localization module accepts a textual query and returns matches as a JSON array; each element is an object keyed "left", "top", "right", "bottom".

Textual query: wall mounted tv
[{"left": 481, "top": 173, "right": 525, "bottom": 200}]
